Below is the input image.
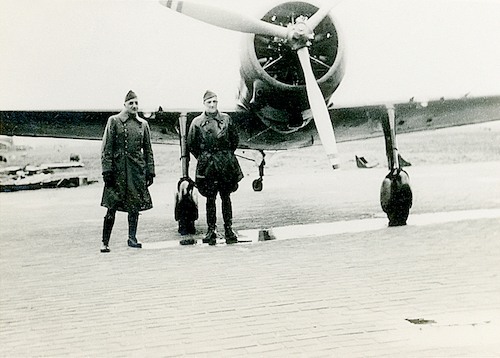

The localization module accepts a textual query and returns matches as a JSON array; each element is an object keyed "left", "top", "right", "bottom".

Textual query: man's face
[
  {"left": 204, "top": 97, "right": 218, "bottom": 114},
  {"left": 124, "top": 98, "right": 139, "bottom": 114}
]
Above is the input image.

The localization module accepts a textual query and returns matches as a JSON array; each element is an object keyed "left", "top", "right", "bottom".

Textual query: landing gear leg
[
  {"left": 252, "top": 150, "right": 265, "bottom": 192},
  {"left": 380, "top": 105, "right": 413, "bottom": 226}
]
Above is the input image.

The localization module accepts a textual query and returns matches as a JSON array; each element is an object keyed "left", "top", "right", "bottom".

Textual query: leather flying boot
[
  {"left": 203, "top": 196, "right": 217, "bottom": 245},
  {"left": 221, "top": 194, "right": 237, "bottom": 244},
  {"left": 203, "top": 226, "right": 217, "bottom": 245},
  {"left": 224, "top": 224, "right": 238, "bottom": 244}
]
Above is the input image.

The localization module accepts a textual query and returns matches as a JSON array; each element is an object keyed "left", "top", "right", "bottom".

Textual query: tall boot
[
  {"left": 204, "top": 196, "right": 217, "bottom": 245},
  {"left": 101, "top": 211, "right": 115, "bottom": 252},
  {"left": 127, "top": 212, "right": 142, "bottom": 248},
  {"left": 222, "top": 194, "right": 237, "bottom": 244}
]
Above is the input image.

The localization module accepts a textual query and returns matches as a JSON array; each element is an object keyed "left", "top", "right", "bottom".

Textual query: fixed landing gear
[
  {"left": 175, "top": 113, "right": 199, "bottom": 236},
  {"left": 175, "top": 177, "right": 198, "bottom": 235},
  {"left": 380, "top": 105, "right": 413, "bottom": 226},
  {"left": 237, "top": 150, "right": 266, "bottom": 192},
  {"left": 381, "top": 168, "right": 412, "bottom": 226},
  {"left": 252, "top": 178, "right": 263, "bottom": 192},
  {"left": 252, "top": 150, "right": 265, "bottom": 192}
]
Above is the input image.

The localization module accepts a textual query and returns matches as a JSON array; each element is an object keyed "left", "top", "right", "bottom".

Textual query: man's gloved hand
[
  {"left": 146, "top": 173, "right": 155, "bottom": 187},
  {"left": 103, "top": 171, "right": 115, "bottom": 188}
]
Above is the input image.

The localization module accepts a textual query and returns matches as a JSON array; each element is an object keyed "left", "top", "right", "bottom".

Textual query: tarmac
[{"left": 1, "top": 123, "right": 500, "bottom": 357}]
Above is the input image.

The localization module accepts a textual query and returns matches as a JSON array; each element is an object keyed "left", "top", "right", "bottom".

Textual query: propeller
[
  {"left": 159, "top": 0, "right": 341, "bottom": 169},
  {"left": 159, "top": 1, "right": 288, "bottom": 38},
  {"left": 306, "top": 0, "right": 343, "bottom": 31},
  {"left": 297, "top": 46, "right": 339, "bottom": 169}
]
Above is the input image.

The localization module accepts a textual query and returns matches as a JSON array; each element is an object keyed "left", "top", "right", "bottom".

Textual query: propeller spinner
[{"left": 159, "top": 0, "right": 341, "bottom": 169}]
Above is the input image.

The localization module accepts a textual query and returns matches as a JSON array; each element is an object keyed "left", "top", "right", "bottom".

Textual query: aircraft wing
[
  {"left": 1, "top": 94, "right": 499, "bottom": 149},
  {"left": 232, "top": 93, "right": 500, "bottom": 150},
  {"left": 327, "top": 94, "right": 500, "bottom": 143}
]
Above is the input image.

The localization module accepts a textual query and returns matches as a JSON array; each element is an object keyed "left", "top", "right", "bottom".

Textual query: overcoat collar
[{"left": 117, "top": 109, "right": 140, "bottom": 123}]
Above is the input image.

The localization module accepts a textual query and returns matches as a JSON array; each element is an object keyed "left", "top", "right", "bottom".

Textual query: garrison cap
[
  {"left": 203, "top": 90, "right": 217, "bottom": 102},
  {"left": 125, "top": 90, "right": 137, "bottom": 102}
]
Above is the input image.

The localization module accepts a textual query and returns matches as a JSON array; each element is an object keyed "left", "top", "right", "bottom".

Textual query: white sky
[{"left": 1, "top": 0, "right": 499, "bottom": 111}]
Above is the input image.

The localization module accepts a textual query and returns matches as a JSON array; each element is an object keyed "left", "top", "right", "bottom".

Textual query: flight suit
[{"left": 187, "top": 110, "right": 243, "bottom": 241}]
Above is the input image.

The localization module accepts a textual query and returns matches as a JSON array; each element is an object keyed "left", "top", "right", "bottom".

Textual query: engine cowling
[{"left": 238, "top": 1, "right": 345, "bottom": 134}]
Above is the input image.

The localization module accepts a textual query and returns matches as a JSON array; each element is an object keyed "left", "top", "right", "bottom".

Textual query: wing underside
[{"left": 1, "top": 95, "right": 499, "bottom": 149}]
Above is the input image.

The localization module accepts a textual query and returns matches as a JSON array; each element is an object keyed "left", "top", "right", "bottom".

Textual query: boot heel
[{"left": 127, "top": 237, "right": 142, "bottom": 248}]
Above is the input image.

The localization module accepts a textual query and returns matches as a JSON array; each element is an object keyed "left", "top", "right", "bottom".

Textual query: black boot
[
  {"left": 203, "top": 226, "right": 217, "bottom": 245},
  {"left": 224, "top": 224, "right": 238, "bottom": 244},
  {"left": 222, "top": 194, "right": 237, "bottom": 244},
  {"left": 203, "top": 196, "right": 217, "bottom": 245},
  {"left": 101, "top": 212, "right": 115, "bottom": 253},
  {"left": 127, "top": 237, "right": 142, "bottom": 248},
  {"left": 127, "top": 212, "right": 142, "bottom": 248}
]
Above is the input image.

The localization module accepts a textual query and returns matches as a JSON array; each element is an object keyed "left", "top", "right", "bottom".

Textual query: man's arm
[
  {"left": 101, "top": 117, "right": 115, "bottom": 173},
  {"left": 143, "top": 121, "right": 155, "bottom": 176},
  {"left": 228, "top": 117, "right": 239, "bottom": 152}
]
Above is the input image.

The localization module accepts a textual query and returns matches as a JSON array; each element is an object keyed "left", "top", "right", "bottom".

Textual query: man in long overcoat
[
  {"left": 187, "top": 90, "right": 243, "bottom": 245},
  {"left": 100, "top": 90, "right": 155, "bottom": 252}
]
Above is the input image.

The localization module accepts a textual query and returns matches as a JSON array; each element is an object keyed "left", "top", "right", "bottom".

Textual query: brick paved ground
[
  {"left": 1, "top": 122, "right": 500, "bottom": 357},
  {"left": 1, "top": 181, "right": 499, "bottom": 357}
]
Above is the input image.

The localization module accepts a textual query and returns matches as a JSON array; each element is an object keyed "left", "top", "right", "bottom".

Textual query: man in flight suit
[{"left": 187, "top": 90, "right": 243, "bottom": 245}]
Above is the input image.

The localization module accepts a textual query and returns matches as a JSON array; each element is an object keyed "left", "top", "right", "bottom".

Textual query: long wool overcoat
[
  {"left": 187, "top": 111, "right": 243, "bottom": 197},
  {"left": 101, "top": 110, "right": 155, "bottom": 212}
]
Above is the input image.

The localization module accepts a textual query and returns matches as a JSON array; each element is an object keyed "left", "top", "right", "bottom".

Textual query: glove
[
  {"left": 146, "top": 173, "right": 155, "bottom": 187},
  {"left": 103, "top": 171, "right": 115, "bottom": 188}
]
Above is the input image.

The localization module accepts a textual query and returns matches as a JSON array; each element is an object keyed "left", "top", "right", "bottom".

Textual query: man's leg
[
  {"left": 101, "top": 208, "right": 116, "bottom": 252},
  {"left": 204, "top": 195, "right": 217, "bottom": 245},
  {"left": 127, "top": 212, "right": 142, "bottom": 248},
  {"left": 221, "top": 192, "right": 237, "bottom": 244}
]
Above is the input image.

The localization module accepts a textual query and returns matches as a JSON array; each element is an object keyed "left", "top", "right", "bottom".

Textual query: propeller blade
[
  {"left": 159, "top": 1, "right": 288, "bottom": 38},
  {"left": 307, "top": 0, "right": 343, "bottom": 31},
  {"left": 297, "top": 47, "right": 339, "bottom": 169}
]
